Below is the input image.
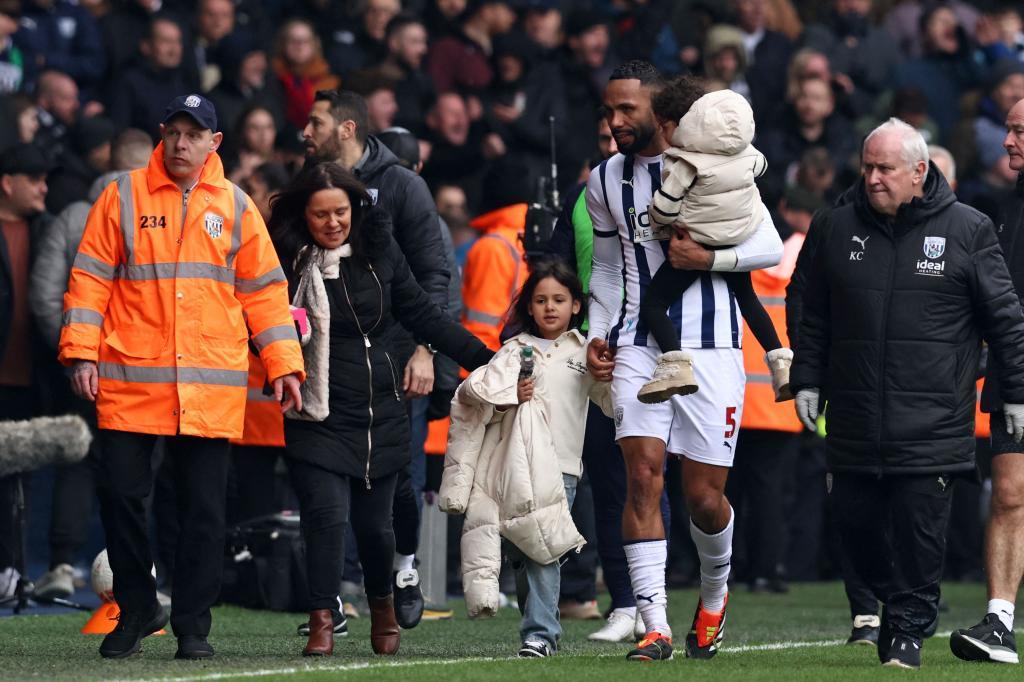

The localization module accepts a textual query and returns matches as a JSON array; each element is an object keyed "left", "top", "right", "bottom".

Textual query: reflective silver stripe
[
  {"left": 63, "top": 308, "right": 104, "bottom": 327},
  {"left": 73, "top": 252, "right": 117, "bottom": 280},
  {"left": 247, "top": 387, "right": 278, "bottom": 403},
  {"left": 757, "top": 296, "right": 786, "bottom": 307},
  {"left": 745, "top": 373, "right": 772, "bottom": 384},
  {"left": 117, "top": 175, "right": 135, "bottom": 265},
  {"left": 118, "top": 262, "right": 235, "bottom": 283},
  {"left": 253, "top": 324, "right": 298, "bottom": 350},
  {"left": 99, "top": 362, "right": 247, "bottom": 386},
  {"left": 465, "top": 308, "right": 503, "bottom": 325},
  {"left": 228, "top": 184, "right": 247, "bottom": 268},
  {"left": 236, "top": 266, "right": 286, "bottom": 293}
]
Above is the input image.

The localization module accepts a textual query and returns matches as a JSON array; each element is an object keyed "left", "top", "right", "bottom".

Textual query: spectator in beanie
[
  {"left": 272, "top": 18, "right": 340, "bottom": 131},
  {"left": 45, "top": 114, "right": 115, "bottom": 214},
  {"left": 702, "top": 24, "right": 752, "bottom": 100}
]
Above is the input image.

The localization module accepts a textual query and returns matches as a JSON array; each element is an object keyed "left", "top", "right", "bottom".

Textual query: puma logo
[
  {"left": 636, "top": 593, "right": 657, "bottom": 604},
  {"left": 851, "top": 235, "right": 869, "bottom": 250}
]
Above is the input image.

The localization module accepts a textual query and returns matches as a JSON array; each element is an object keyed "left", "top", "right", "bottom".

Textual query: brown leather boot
[
  {"left": 303, "top": 609, "right": 334, "bottom": 657},
  {"left": 368, "top": 595, "right": 400, "bottom": 655}
]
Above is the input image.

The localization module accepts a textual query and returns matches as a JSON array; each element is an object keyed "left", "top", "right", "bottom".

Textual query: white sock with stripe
[
  {"left": 989, "top": 598, "right": 1015, "bottom": 631},
  {"left": 690, "top": 507, "right": 734, "bottom": 613},
  {"left": 624, "top": 540, "right": 669, "bottom": 636}
]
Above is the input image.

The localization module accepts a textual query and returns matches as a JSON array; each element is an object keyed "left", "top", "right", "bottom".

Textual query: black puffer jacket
[
  {"left": 284, "top": 227, "right": 492, "bottom": 484},
  {"left": 791, "top": 167, "right": 1024, "bottom": 474}
]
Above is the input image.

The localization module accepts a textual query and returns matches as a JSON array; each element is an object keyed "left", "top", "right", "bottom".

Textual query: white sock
[
  {"left": 612, "top": 606, "right": 637, "bottom": 619},
  {"left": 393, "top": 553, "right": 415, "bottom": 572},
  {"left": 624, "top": 540, "right": 669, "bottom": 635},
  {"left": 989, "top": 598, "right": 1015, "bottom": 631},
  {"left": 690, "top": 507, "right": 734, "bottom": 613}
]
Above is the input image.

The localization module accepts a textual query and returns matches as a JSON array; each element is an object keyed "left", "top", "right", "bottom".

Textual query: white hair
[
  {"left": 927, "top": 144, "right": 956, "bottom": 182},
  {"left": 863, "top": 117, "right": 929, "bottom": 179}
]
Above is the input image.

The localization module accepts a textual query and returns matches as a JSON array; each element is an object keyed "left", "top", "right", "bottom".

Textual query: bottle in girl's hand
[{"left": 519, "top": 346, "right": 534, "bottom": 381}]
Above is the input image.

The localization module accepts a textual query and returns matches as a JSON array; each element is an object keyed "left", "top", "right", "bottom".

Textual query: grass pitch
[{"left": 1, "top": 582, "right": 1020, "bottom": 680}]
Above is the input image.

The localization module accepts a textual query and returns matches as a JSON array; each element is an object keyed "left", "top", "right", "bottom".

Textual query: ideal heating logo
[{"left": 915, "top": 236, "right": 946, "bottom": 277}]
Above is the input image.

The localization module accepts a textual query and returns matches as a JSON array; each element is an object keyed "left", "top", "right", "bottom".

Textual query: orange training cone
[{"left": 81, "top": 601, "right": 167, "bottom": 635}]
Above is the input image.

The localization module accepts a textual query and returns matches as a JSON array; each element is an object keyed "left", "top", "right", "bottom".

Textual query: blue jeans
[{"left": 510, "top": 474, "right": 578, "bottom": 650}]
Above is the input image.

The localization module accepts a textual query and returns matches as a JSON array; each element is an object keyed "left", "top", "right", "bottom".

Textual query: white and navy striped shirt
[{"left": 586, "top": 152, "right": 783, "bottom": 350}]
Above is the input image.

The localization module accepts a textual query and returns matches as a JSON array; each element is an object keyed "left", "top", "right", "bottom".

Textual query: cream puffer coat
[
  {"left": 439, "top": 330, "right": 611, "bottom": 618},
  {"left": 650, "top": 89, "right": 768, "bottom": 246}
]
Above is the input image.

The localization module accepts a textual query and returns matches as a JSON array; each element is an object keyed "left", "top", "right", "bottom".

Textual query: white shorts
[{"left": 610, "top": 345, "right": 745, "bottom": 467}]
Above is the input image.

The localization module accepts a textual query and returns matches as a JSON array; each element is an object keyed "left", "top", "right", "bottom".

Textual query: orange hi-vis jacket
[
  {"left": 232, "top": 350, "right": 285, "bottom": 447},
  {"left": 58, "top": 143, "right": 305, "bottom": 439},
  {"left": 461, "top": 203, "right": 530, "bottom": 352},
  {"left": 741, "top": 232, "right": 803, "bottom": 433}
]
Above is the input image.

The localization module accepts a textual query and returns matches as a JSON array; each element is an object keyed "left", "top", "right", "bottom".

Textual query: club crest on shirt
[
  {"left": 204, "top": 213, "right": 224, "bottom": 239},
  {"left": 923, "top": 236, "right": 945, "bottom": 259}
]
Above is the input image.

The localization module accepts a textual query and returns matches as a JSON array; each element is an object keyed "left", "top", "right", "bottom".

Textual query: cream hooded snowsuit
[{"left": 650, "top": 89, "right": 767, "bottom": 246}]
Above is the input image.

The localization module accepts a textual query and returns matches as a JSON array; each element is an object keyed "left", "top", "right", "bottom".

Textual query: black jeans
[
  {"left": 829, "top": 472, "right": 954, "bottom": 639},
  {"left": 96, "top": 430, "right": 230, "bottom": 638},
  {"left": 227, "top": 445, "right": 284, "bottom": 525},
  {"left": 287, "top": 459, "right": 398, "bottom": 613},
  {"left": 0, "top": 386, "right": 33, "bottom": 568},
  {"left": 640, "top": 265, "right": 781, "bottom": 353}
]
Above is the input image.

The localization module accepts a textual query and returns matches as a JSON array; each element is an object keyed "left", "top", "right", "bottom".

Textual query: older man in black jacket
[{"left": 791, "top": 118, "right": 1024, "bottom": 670}]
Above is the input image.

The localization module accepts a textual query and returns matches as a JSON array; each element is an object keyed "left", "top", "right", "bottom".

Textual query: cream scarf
[{"left": 285, "top": 243, "right": 351, "bottom": 421}]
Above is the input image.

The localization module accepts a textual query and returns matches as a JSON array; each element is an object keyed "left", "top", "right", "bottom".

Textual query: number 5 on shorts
[{"left": 724, "top": 406, "right": 737, "bottom": 438}]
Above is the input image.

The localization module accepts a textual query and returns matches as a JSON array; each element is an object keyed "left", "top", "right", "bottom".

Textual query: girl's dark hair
[
  {"left": 651, "top": 75, "right": 708, "bottom": 124},
  {"left": 268, "top": 161, "right": 389, "bottom": 283},
  {"left": 510, "top": 259, "right": 587, "bottom": 337}
]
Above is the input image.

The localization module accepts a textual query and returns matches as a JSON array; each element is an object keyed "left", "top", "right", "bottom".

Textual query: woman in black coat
[{"left": 269, "top": 163, "right": 493, "bottom": 658}]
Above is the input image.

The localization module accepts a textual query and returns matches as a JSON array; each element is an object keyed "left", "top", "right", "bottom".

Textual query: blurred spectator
[
  {"left": 893, "top": 3, "right": 987, "bottom": 140},
  {"left": 34, "top": 69, "right": 77, "bottom": 157},
  {"left": 928, "top": 143, "right": 957, "bottom": 191},
  {"left": 523, "top": 1, "right": 562, "bottom": 54},
  {"left": 240, "top": 161, "right": 289, "bottom": 223},
  {"left": 99, "top": 0, "right": 190, "bottom": 79},
  {"left": 883, "top": 0, "right": 979, "bottom": 59},
  {"left": 328, "top": 0, "right": 400, "bottom": 78},
  {"left": 424, "top": 0, "right": 468, "bottom": 39},
  {"left": 974, "top": 5, "right": 1024, "bottom": 64},
  {"left": 855, "top": 86, "right": 938, "bottom": 145},
  {"left": 434, "top": 181, "right": 475, "bottom": 264},
  {"left": 758, "top": 76, "right": 856, "bottom": 206},
  {"left": 733, "top": 0, "right": 794, "bottom": 125},
  {"left": 382, "top": 13, "right": 434, "bottom": 136},
  {"left": 272, "top": 18, "right": 340, "bottom": 131},
  {"left": 192, "top": 0, "right": 237, "bottom": 92},
  {"left": 225, "top": 104, "right": 277, "bottom": 185},
  {"left": 971, "top": 60, "right": 1024, "bottom": 186},
  {"left": 764, "top": 0, "right": 803, "bottom": 40},
  {"left": 421, "top": 91, "right": 488, "bottom": 209},
  {"left": 15, "top": 0, "right": 105, "bottom": 96},
  {"left": 10, "top": 92, "right": 37, "bottom": 143},
  {"left": 206, "top": 36, "right": 285, "bottom": 136},
  {"left": 0, "top": 1, "right": 24, "bottom": 93},
  {"left": 426, "top": 0, "right": 516, "bottom": 98},
  {"left": 702, "top": 24, "right": 751, "bottom": 99},
  {"left": 45, "top": 113, "right": 113, "bottom": 213},
  {"left": 802, "top": 0, "right": 902, "bottom": 119},
  {"left": 346, "top": 68, "right": 400, "bottom": 133},
  {"left": 106, "top": 15, "right": 192, "bottom": 140},
  {"left": 794, "top": 146, "right": 836, "bottom": 199}
]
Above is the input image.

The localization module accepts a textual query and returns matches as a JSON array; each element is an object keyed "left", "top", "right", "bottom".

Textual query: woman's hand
[
  {"left": 275, "top": 373, "right": 303, "bottom": 413},
  {"left": 517, "top": 378, "right": 534, "bottom": 403},
  {"left": 403, "top": 345, "right": 435, "bottom": 399}
]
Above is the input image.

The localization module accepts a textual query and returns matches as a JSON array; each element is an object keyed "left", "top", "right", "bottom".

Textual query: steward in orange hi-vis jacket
[{"left": 57, "top": 94, "right": 304, "bottom": 660}]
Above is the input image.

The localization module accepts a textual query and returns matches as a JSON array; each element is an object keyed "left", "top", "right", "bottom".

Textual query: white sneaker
[
  {"left": 588, "top": 607, "right": 637, "bottom": 642},
  {"left": 765, "top": 348, "right": 794, "bottom": 402},
  {"left": 637, "top": 351, "right": 699, "bottom": 404},
  {"left": 0, "top": 566, "right": 20, "bottom": 599},
  {"left": 33, "top": 563, "right": 75, "bottom": 599},
  {"left": 634, "top": 611, "right": 671, "bottom": 641}
]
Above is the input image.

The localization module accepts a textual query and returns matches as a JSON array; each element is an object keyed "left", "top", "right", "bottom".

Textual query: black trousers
[
  {"left": 287, "top": 459, "right": 397, "bottom": 612},
  {"left": 640, "top": 265, "right": 781, "bottom": 353},
  {"left": 829, "top": 472, "right": 954, "bottom": 639},
  {"left": 96, "top": 430, "right": 229, "bottom": 638},
  {"left": 0, "top": 386, "right": 34, "bottom": 569},
  {"left": 227, "top": 445, "right": 284, "bottom": 525}
]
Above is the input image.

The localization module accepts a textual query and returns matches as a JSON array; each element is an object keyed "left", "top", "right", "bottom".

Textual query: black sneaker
[
  {"left": 518, "top": 640, "right": 552, "bottom": 658},
  {"left": 296, "top": 612, "right": 348, "bottom": 637},
  {"left": 684, "top": 596, "right": 727, "bottom": 659},
  {"left": 882, "top": 635, "right": 921, "bottom": 669},
  {"left": 847, "top": 615, "right": 880, "bottom": 646},
  {"left": 627, "top": 632, "right": 674, "bottom": 661},
  {"left": 99, "top": 603, "right": 168, "bottom": 659},
  {"left": 175, "top": 635, "right": 215, "bottom": 660},
  {"left": 950, "top": 613, "right": 1019, "bottom": 664},
  {"left": 394, "top": 569, "right": 424, "bottom": 629}
]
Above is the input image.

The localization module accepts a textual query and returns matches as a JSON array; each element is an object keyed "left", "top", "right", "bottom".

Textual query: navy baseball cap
[{"left": 163, "top": 94, "right": 218, "bottom": 131}]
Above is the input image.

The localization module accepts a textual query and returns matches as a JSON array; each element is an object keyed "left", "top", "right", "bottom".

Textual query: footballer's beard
[{"left": 614, "top": 121, "right": 657, "bottom": 155}]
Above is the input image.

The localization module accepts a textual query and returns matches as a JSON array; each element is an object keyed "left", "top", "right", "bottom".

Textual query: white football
[{"left": 91, "top": 550, "right": 114, "bottom": 602}]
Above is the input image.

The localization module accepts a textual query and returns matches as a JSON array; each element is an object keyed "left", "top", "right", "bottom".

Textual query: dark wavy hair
[
  {"left": 268, "top": 161, "right": 389, "bottom": 283},
  {"left": 510, "top": 259, "right": 587, "bottom": 337}
]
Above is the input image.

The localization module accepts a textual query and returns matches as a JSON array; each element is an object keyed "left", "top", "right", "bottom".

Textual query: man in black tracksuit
[{"left": 790, "top": 119, "right": 1024, "bottom": 669}]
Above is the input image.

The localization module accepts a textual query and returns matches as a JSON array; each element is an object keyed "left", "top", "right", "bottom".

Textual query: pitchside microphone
[{"left": 0, "top": 415, "right": 92, "bottom": 477}]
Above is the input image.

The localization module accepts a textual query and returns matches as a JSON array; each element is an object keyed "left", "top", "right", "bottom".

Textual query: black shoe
[
  {"left": 950, "top": 614, "right": 1019, "bottom": 664},
  {"left": 393, "top": 569, "right": 424, "bottom": 629},
  {"left": 627, "top": 632, "right": 674, "bottom": 661},
  {"left": 99, "top": 603, "right": 168, "bottom": 659},
  {"left": 518, "top": 639, "right": 552, "bottom": 658},
  {"left": 297, "top": 612, "right": 348, "bottom": 637},
  {"left": 881, "top": 635, "right": 921, "bottom": 669},
  {"left": 847, "top": 615, "right": 880, "bottom": 646},
  {"left": 175, "top": 635, "right": 215, "bottom": 660},
  {"left": 684, "top": 596, "right": 727, "bottom": 659}
]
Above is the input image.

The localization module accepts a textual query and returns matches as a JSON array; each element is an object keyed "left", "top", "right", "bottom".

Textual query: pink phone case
[{"left": 291, "top": 307, "right": 309, "bottom": 336}]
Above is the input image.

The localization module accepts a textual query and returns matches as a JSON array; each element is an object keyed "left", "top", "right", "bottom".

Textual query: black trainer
[
  {"left": 627, "top": 632, "right": 674, "bottom": 661},
  {"left": 950, "top": 614, "right": 1019, "bottom": 664},
  {"left": 175, "top": 635, "right": 215, "bottom": 660},
  {"left": 847, "top": 615, "right": 880, "bottom": 647},
  {"left": 99, "top": 603, "right": 168, "bottom": 659},
  {"left": 882, "top": 635, "right": 921, "bottom": 669},
  {"left": 296, "top": 612, "right": 348, "bottom": 637},
  {"left": 393, "top": 569, "right": 424, "bottom": 629},
  {"left": 518, "top": 640, "right": 552, "bottom": 658}
]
